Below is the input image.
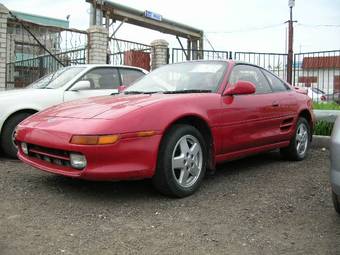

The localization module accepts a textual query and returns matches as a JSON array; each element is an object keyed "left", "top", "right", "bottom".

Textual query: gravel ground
[{"left": 0, "top": 149, "right": 339, "bottom": 255}]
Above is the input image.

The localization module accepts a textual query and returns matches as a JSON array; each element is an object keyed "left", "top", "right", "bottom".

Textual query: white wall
[{"left": 294, "top": 68, "right": 340, "bottom": 94}]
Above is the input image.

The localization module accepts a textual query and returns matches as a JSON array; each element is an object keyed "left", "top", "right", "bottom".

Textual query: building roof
[
  {"left": 10, "top": 10, "right": 69, "bottom": 29},
  {"left": 302, "top": 56, "right": 340, "bottom": 69}
]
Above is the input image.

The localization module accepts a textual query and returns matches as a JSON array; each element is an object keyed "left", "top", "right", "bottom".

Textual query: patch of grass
[
  {"left": 314, "top": 121, "right": 334, "bottom": 136},
  {"left": 313, "top": 102, "right": 340, "bottom": 110}
]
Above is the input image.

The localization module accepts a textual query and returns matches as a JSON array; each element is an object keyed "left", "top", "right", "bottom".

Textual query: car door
[
  {"left": 220, "top": 64, "right": 280, "bottom": 154},
  {"left": 261, "top": 69, "right": 298, "bottom": 142},
  {"left": 63, "top": 67, "right": 120, "bottom": 102}
]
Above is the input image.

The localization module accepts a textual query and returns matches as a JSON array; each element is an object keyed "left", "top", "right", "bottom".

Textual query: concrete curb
[
  {"left": 312, "top": 135, "right": 331, "bottom": 149},
  {"left": 314, "top": 110, "right": 340, "bottom": 123}
]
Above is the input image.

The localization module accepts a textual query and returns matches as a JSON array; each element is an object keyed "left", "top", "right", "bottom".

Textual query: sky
[{"left": 2, "top": 0, "right": 340, "bottom": 53}]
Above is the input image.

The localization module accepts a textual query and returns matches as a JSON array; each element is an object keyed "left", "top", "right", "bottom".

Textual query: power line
[
  {"left": 206, "top": 23, "right": 284, "bottom": 34},
  {"left": 203, "top": 34, "right": 224, "bottom": 60},
  {"left": 297, "top": 23, "right": 340, "bottom": 28},
  {"left": 203, "top": 34, "right": 217, "bottom": 52},
  {"left": 206, "top": 22, "right": 340, "bottom": 35}
]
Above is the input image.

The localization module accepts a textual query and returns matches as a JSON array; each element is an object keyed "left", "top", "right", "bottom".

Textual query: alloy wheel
[
  {"left": 296, "top": 123, "right": 308, "bottom": 157},
  {"left": 171, "top": 135, "right": 203, "bottom": 188}
]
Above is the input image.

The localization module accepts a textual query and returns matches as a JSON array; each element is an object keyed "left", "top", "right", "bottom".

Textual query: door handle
[{"left": 272, "top": 101, "right": 280, "bottom": 107}]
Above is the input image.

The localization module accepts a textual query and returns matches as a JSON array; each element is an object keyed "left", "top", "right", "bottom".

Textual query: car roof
[
  {"left": 167, "top": 59, "right": 262, "bottom": 67},
  {"left": 68, "top": 64, "right": 149, "bottom": 73}
]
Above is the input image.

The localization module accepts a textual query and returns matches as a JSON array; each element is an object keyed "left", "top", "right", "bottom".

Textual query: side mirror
[
  {"left": 70, "top": 80, "right": 91, "bottom": 91},
  {"left": 294, "top": 86, "right": 308, "bottom": 95},
  {"left": 223, "top": 80, "right": 256, "bottom": 96}
]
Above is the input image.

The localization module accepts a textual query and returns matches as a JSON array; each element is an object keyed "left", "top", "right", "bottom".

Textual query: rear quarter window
[
  {"left": 262, "top": 69, "right": 290, "bottom": 92},
  {"left": 119, "top": 68, "right": 145, "bottom": 86}
]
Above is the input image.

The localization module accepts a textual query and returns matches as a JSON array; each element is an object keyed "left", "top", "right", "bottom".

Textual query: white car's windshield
[
  {"left": 27, "top": 66, "right": 86, "bottom": 89},
  {"left": 125, "top": 61, "right": 227, "bottom": 94},
  {"left": 312, "top": 88, "right": 325, "bottom": 94}
]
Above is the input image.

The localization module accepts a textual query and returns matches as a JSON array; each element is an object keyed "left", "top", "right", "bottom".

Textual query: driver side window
[
  {"left": 78, "top": 68, "right": 120, "bottom": 90},
  {"left": 229, "top": 65, "right": 272, "bottom": 94}
]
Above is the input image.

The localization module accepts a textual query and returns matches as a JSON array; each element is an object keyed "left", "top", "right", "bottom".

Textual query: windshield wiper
[
  {"left": 44, "top": 71, "right": 58, "bottom": 88},
  {"left": 124, "top": 91, "right": 161, "bottom": 95},
  {"left": 163, "top": 89, "right": 212, "bottom": 94}
]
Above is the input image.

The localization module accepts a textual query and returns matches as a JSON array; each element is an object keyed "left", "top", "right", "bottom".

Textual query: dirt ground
[{"left": 0, "top": 149, "right": 339, "bottom": 255}]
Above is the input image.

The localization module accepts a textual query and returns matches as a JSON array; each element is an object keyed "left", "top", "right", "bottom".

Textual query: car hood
[
  {"left": 0, "top": 88, "right": 58, "bottom": 101},
  {"left": 39, "top": 94, "right": 169, "bottom": 119},
  {"left": 0, "top": 88, "right": 37, "bottom": 98}
]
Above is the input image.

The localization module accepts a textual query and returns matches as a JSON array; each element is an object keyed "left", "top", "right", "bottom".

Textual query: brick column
[
  {"left": 151, "top": 39, "right": 169, "bottom": 70},
  {"left": 0, "top": 4, "right": 8, "bottom": 89},
  {"left": 86, "top": 25, "right": 108, "bottom": 64}
]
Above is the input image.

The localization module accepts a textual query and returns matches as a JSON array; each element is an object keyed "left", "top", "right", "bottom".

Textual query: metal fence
[
  {"left": 6, "top": 48, "right": 87, "bottom": 88},
  {"left": 5, "top": 18, "right": 88, "bottom": 88},
  {"left": 293, "top": 50, "right": 340, "bottom": 102},
  {"left": 109, "top": 38, "right": 151, "bottom": 71},
  {"left": 234, "top": 52, "right": 288, "bottom": 81},
  {"left": 171, "top": 49, "right": 287, "bottom": 80},
  {"left": 171, "top": 48, "right": 232, "bottom": 63}
]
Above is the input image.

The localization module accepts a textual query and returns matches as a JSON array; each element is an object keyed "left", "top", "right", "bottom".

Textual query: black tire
[
  {"left": 280, "top": 117, "right": 310, "bottom": 161},
  {"left": 332, "top": 191, "right": 340, "bottom": 215},
  {"left": 152, "top": 124, "right": 207, "bottom": 197},
  {"left": 0, "top": 113, "right": 32, "bottom": 158}
]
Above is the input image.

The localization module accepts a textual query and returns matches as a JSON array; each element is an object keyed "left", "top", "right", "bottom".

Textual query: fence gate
[
  {"left": 171, "top": 49, "right": 288, "bottom": 80},
  {"left": 293, "top": 50, "right": 340, "bottom": 98},
  {"left": 5, "top": 15, "right": 88, "bottom": 88},
  {"left": 108, "top": 38, "right": 152, "bottom": 71},
  {"left": 233, "top": 52, "right": 288, "bottom": 81},
  {"left": 171, "top": 48, "right": 231, "bottom": 64}
]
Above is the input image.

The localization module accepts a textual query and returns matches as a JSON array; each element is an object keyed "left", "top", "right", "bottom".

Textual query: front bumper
[
  {"left": 330, "top": 117, "right": 340, "bottom": 195},
  {"left": 330, "top": 139, "right": 340, "bottom": 195},
  {"left": 16, "top": 126, "right": 162, "bottom": 181},
  {"left": 331, "top": 169, "right": 340, "bottom": 195}
]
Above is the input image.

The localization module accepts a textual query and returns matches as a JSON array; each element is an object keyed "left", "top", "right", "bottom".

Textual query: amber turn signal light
[
  {"left": 97, "top": 135, "right": 119, "bottom": 144},
  {"left": 137, "top": 131, "right": 156, "bottom": 137},
  {"left": 70, "top": 135, "right": 119, "bottom": 145}
]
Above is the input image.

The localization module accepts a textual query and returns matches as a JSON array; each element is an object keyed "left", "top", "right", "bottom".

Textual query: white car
[
  {"left": 307, "top": 87, "right": 326, "bottom": 102},
  {"left": 0, "top": 64, "right": 148, "bottom": 157}
]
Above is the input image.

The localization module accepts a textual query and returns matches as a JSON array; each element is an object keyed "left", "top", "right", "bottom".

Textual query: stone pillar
[
  {"left": 86, "top": 26, "right": 108, "bottom": 64},
  {"left": 0, "top": 4, "right": 8, "bottom": 89},
  {"left": 151, "top": 39, "right": 169, "bottom": 70}
]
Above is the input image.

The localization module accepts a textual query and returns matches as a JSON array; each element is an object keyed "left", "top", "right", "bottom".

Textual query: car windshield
[
  {"left": 27, "top": 66, "right": 86, "bottom": 89},
  {"left": 125, "top": 61, "right": 227, "bottom": 94},
  {"left": 312, "top": 88, "right": 325, "bottom": 94}
]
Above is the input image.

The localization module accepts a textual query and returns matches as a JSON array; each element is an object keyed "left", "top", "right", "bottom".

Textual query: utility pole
[{"left": 286, "top": 0, "right": 295, "bottom": 84}]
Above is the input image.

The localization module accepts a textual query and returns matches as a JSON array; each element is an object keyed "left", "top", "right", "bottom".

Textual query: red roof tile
[{"left": 302, "top": 56, "right": 340, "bottom": 69}]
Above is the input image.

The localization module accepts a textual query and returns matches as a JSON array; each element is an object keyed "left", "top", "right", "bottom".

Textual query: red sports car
[{"left": 16, "top": 61, "right": 315, "bottom": 197}]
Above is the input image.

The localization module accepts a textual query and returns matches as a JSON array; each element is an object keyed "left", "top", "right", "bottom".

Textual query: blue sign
[{"left": 144, "top": 10, "right": 162, "bottom": 21}]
